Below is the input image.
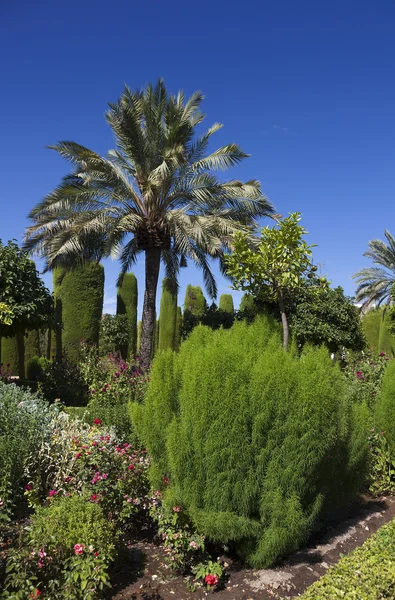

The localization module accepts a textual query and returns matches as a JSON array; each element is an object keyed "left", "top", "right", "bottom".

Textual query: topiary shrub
[
  {"left": 158, "top": 278, "right": 177, "bottom": 352},
  {"left": 174, "top": 307, "right": 182, "bottom": 351},
  {"left": 219, "top": 294, "right": 234, "bottom": 313},
  {"left": 131, "top": 318, "right": 370, "bottom": 568},
  {"left": 1, "top": 335, "right": 21, "bottom": 377},
  {"left": 183, "top": 285, "right": 206, "bottom": 316},
  {"left": 116, "top": 273, "right": 138, "bottom": 359},
  {"left": 362, "top": 308, "right": 383, "bottom": 351},
  {"left": 54, "top": 263, "right": 104, "bottom": 363}
]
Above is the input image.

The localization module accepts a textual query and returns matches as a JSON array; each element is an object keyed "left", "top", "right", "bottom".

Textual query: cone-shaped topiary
[
  {"left": 174, "top": 307, "right": 182, "bottom": 351},
  {"left": 219, "top": 294, "right": 234, "bottom": 313},
  {"left": 52, "top": 263, "right": 104, "bottom": 362},
  {"left": 158, "top": 279, "right": 177, "bottom": 352},
  {"left": 184, "top": 285, "right": 207, "bottom": 316},
  {"left": 137, "top": 321, "right": 142, "bottom": 356},
  {"left": 116, "top": 273, "right": 138, "bottom": 359},
  {"left": 239, "top": 293, "right": 255, "bottom": 312},
  {"left": 131, "top": 317, "right": 369, "bottom": 568}
]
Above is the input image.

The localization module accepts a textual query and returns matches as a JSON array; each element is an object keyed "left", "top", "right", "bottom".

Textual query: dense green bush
[
  {"left": 54, "top": 263, "right": 104, "bottom": 362},
  {"left": 98, "top": 313, "right": 130, "bottom": 357},
  {"left": 300, "top": 517, "right": 395, "bottom": 599},
  {"left": 131, "top": 318, "right": 370, "bottom": 568},
  {"left": 116, "top": 273, "right": 138, "bottom": 359},
  {"left": 378, "top": 309, "right": 395, "bottom": 357},
  {"left": 184, "top": 285, "right": 206, "bottom": 316},
  {"left": 0, "top": 383, "right": 60, "bottom": 524},
  {"left": 375, "top": 359, "right": 395, "bottom": 454},
  {"left": 219, "top": 294, "right": 234, "bottom": 313},
  {"left": 4, "top": 494, "right": 116, "bottom": 599},
  {"left": 24, "top": 329, "right": 41, "bottom": 369},
  {"left": 26, "top": 355, "right": 49, "bottom": 381},
  {"left": 158, "top": 278, "right": 177, "bottom": 351},
  {"left": 1, "top": 335, "right": 21, "bottom": 377},
  {"left": 39, "top": 356, "right": 89, "bottom": 406}
]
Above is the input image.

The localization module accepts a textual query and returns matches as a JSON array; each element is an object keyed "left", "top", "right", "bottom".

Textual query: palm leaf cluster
[{"left": 353, "top": 230, "right": 395, "bottom": 309}]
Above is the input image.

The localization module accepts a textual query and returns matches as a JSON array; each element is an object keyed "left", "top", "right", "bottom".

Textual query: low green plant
[
  {"left": 300, "top": 517, "right": 395, "bottom": 599},
  {"left": 344, "top": 348, "right": 389, "bottom": 408},
  {"left": 368, "top": 428, "right": 395, "bottom": 495},
  {"left": 26, "top": 356, "right": 49, "bottom": 381},
  {"left": 3, "top": 494, "right": 116, "bottom": 599}
]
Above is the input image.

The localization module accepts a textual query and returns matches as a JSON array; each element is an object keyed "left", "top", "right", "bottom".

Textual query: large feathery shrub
[{"left": 131, "top": 318, "right": 370, "bottom": 567}]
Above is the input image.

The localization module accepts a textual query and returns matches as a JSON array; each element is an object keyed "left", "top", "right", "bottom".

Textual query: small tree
[
  {"left": 0, "top": 241, "right": 53, "bottom": 377},
  {"left": 225, "top": 213, "right": 324, "bottom": 348}
]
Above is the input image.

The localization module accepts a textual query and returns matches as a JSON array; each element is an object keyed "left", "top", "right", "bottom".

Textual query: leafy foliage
[
  {"left": 218, "top": 294, "right": 234, "bottom": 313},
  {"left": 184, "top": 285, "right": 207, "bottom": 316},
  {"left": 39, "top": 355, "right": 89, "bottom": 406},
  {"left": 300, "top": 517, "right": 395, "bottom": 599},
  {"left": 361, "top": 307, "right": 383, "bottom": 351},
  {"left": 0, "top": 240, "right": 53, "bottom": 338},
  {"left": 289, "top": 286, "right": 365, "bottom": 352},
  {"left": 98, "top": 314, "right": 130, "bottom": 357},
  {"left": 3, "top": 495, "right": 116, "bottom": 599},
  {"left": 132, "top": 318, "right": 369, "bottom": 567}
]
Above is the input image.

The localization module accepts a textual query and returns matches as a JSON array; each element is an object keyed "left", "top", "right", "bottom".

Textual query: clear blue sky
[{"left": 1, "top": 0, "right": 395, "bottom": 316}]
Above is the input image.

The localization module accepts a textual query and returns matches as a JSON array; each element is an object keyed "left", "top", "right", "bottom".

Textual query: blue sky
[{"left": 1, "top": 0, "right": 394, "bottom": 316}]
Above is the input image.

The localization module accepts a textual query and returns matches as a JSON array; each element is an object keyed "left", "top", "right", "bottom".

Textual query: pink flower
[
  {"left": 356, "top": 371, "right": 363, "bottom": 379},
  {"left": 37, "top": 559, "right": 45, "bottom": 569},
  {"left": 93, "top": 418, "right": 102, "bottom": 425},
  {"left": 91, "top": 441, "right": 98, "bottom": 446},
  {"left": 24, "top": 483, "right": 33, "bottom": 491},
  {"left": 205, "top": 574, "right": 218, "bottom": 586},
  {"left": 75, "top": 452, "right": 82, "bottom": 459},
  {"left": 172, "top": 505, "right": 181, "bottom": 513},
  {"left": 39, "top": 550, "right": 47, "bottom": 558},
  {"left": 163, "top": 476, "right": 169, "bottom": 485},
  {"left": 74, "top": 543, "right": 84, "bottom": 555},
  {"left": 127, "top": 465, "right": 134, "bottom": 470},
  {"left": 48, "top": 490, "right": 57, "bottom": 497}
]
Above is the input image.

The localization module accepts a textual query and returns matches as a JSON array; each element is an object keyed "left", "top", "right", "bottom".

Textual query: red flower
[
  {"left": 90, "top": 494, "right": 98, "bottom": 502},
  {"left": 48, "top": 489, "right": 57, "bottom": 497},
  {"left": 93, "top": 418, "right": 102, "bottom": 425},
  {"left": 163, "top": 476, "right": 169, "bottom": 485},
  {"left": 205, "top": 574, "right": 218, "bottom": 586},
  {"left": 75, "top": 452, "right": 82, "bottom": 459},
  {"left": 127, "top": 464, "right": 135, "bottom": 470},
  {"left": 30, "top": 590, "right": 42, "bottom": 598},
  {"left": 74, "top": 543, "right": 84, "bottom": 555},
  {"left": 24, "top": 483, "right": 33, "bottom": 491}
]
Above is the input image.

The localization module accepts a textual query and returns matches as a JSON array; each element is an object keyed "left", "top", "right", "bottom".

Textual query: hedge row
[{"left": 301, "top": 518, "right": 395, "bottom": 599}]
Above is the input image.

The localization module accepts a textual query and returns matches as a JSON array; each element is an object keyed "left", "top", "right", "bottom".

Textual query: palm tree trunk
[
  {"left": 140, "top": 248, "right": 161, "bottom": 369},
  {"left": 277, "top": 290, "right": 289, "bottom": 350}
]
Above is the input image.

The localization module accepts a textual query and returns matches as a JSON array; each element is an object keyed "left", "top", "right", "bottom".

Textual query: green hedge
[
  {"left": 362, "top": 308, "right": 383, "bottom": 351},
  {"left": 116, "top": 273, "right": 138, "bottom": 358},
  {"left": 378, "top": 310, "right": 395, "bottom": 357},
  {"left": 53, "top": 263, "right": 104, "bottom": 362},
  {"left": 219, "top": 294, "right": 234, "bottom": 313},
  {"left": 1, "top": 335, "right": 19, "bottom": 375},
  {"left": 301, "top": 518, "right": 395, "bottom": 599},
  {"left": 131, "top": 317, "right": 370, "bottom": 568},
  {"left": 158, "top": 279, "right": 177, "bottom": 351},
  {"left": 24, "top": 329, "right": 41, "bottom": 370}
]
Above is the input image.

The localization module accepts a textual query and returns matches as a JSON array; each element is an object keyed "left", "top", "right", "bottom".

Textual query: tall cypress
[
  {"left": 158, "top": 279, "right": 177, "bottom": 351},
  {"left": 174, "top": 307, "right": 183, "bottom": 351},
  {"left": 219, "top": 294, "right": 234, "bottom": 313},
  {"left": 24, "top": 329, "right": 41, "bottom": 371},
  {"left": 116, "top": 273, "right": 138, "bottom": 359},
  {"left": 184, "top": 285, "right": 206, "bottom": 316}
]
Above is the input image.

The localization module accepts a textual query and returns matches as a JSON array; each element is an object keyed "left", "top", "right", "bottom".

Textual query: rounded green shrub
[
  {"left": 54, "top": 263, "right": 104, "bottom": 362},
  {"left": 132, "top": 318, "right": 369, "bottom": 568},
  {"left": 219, "top": 294, "right": 234, "bottom": 313},
  {"left": 116, "top": 272, "right": 138, "bottom": 359},
  {"left": 158, "top": 279, "right": 177, "bottom": 351}
]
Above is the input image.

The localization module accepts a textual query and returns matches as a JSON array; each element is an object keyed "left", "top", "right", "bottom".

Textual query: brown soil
[{"left": 108, "top": 495, "right": 395, "bottom": 600}]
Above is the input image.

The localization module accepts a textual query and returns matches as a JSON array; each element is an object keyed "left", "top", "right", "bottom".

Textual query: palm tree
[
  {"left": 24, "top": 80, "right": 274, "bottom": 368},
  {"left": 353, "top": 230, "right": 395, "bottom": 310}
]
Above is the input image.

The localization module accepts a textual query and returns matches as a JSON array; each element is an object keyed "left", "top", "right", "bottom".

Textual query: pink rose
[{"left": 74, "top": 543, "right": 84, "bottom": 555}]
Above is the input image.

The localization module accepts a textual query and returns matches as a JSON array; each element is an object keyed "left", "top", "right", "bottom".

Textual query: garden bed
[{"left": 106, "top": 495, "right": 395, "bottom": 599}]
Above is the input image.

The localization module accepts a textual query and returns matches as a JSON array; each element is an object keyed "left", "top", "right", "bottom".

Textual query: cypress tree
[
  {"left": 184, "top": 285, "right": 206, "bottom": 316},
  {"left": 151, "top": 318, "right": 159, "bottom": 360},
  {"left": 174, "top": 307, "right": 182, "bottom": 351},
  {"left": 2, "top": 334, "right": 23, "bottom": 377},
  {"left": 137, "top": 321, "right": 142, "bottom": 356},
  {"left": 116, "top": 273, "right": 138, "bottom": 359},
  {"left": 53, "top": 263, "right": 104, "bottom": 363},
  {"left": 158, "top": 279, "right": 177, "bottom": 351},
  {"left": 132, "top": 318, "right": 369, "bottom": 568},
  {"left": 219, "top": 294, "right": 234, "bottom": 313},
  {"left": 361, "top": 308, "right": 382, "bottom": 351}
]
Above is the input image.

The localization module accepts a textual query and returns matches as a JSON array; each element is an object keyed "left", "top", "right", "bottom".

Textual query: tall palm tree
[
  {"left": 353, "top": 230, "right": 395, "bottom": 310},
  {"left": 24, "top": 80, "right": 274, "bottom": 368}
]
